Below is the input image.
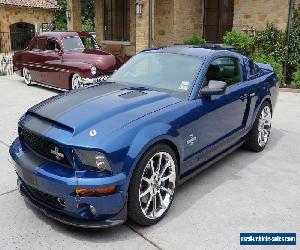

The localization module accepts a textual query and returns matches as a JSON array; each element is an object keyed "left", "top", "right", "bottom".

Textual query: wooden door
[{"left": 203, "top": 0, "right": 234, "bottom": 43}]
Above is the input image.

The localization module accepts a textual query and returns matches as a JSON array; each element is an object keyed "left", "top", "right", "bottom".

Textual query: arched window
[{"left": 9, "top": 22, "right": 35, "bottom": 50}]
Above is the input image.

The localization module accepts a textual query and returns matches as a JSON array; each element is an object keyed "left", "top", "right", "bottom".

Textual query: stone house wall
[
  {"left": 0, "top": 6, "right": 53, "bottom": 32},
  {"left": 0, "top": 6, "right": 54, "bottom": 52},
  {"left": 67, "top": 0, "right": 295, "bottom": 55},
  {"left": 233, "top": 0, "right": 290, "bottom": 31}
]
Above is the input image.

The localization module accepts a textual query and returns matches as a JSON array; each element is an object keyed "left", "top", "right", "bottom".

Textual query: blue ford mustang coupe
[{"left": 9, "top": 45, "right": 279, "bottom": 227}]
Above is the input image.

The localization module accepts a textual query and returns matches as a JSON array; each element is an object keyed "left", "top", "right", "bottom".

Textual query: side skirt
[{"left": 178, "top": 141, "right": 244, "bottom": 185}]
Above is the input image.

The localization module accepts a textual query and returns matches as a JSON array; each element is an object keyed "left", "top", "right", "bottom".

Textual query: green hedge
[
  {"left": 223, "top": 31, "right": 253, "bottom": 56},
  {"left": 291, "top": 65, "right": 300, "bottom": 88},
  {"left": 254, "top": 23, "right": 286, "bottom": 64},
  {"left": 184, "top": 34, "right": 206, "bottom": 45},
  {"left": 250, "top": 53, "right": 283, "bottom": 81}
]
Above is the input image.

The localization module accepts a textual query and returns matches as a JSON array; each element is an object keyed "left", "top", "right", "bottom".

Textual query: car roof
[
  {"left": 38, "top": 31, "right": 92, "bottom": 39},
  {"left": 142, "top": 45, "right": 241, "bottom": 59}
]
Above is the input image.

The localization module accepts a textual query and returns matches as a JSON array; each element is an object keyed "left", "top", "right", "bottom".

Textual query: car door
[
  {"left": 25, "top": 38, "right": 46, "bottom": 82},
  {"left": 184, "top": 56, "right": 251, "bottom": 169},
  {"left": 41, "top": 39, "right": 62, "bottom": 87}
]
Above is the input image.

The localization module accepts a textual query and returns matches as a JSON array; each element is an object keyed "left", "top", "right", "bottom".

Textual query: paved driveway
[{"left": 0, "top": 76, "right": 299, "bottom": 250}]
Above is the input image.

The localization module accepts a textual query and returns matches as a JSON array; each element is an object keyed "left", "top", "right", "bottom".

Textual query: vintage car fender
[{"left": 60, "top": 61, "right": 94, "bottom": 78}]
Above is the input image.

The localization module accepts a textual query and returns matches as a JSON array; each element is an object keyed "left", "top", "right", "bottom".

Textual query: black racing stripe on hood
[
  {"left": 30, "top": 82, "right": 128, "bottom": 118},
  {"left": 25, "top": 112, "right": 74, "bottom": 133}
]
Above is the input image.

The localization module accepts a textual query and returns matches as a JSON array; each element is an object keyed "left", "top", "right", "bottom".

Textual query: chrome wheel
[
  {"left": 258, "top": 106, "right": 272, "bottom": 147},
  {"left": 71, "top": 74, "right": 83, "bottom": 89},
  {"left": 23, "top": 68, "right": 31, "bottom": 85},
  {"left": 139, "top": 152, "right": 176, "bottom": 220}
]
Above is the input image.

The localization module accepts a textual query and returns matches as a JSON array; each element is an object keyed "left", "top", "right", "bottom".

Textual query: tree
[{"left": 53, "top": 0, "right": 95, "bottom": 31}]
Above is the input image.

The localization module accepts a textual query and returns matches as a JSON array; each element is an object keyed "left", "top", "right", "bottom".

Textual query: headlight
[
  {"left": 91, "top": 66, "right": 97, "bottom": 76},
  {"left": 74, "top": 149, "right": 112, "bottom": 172}
]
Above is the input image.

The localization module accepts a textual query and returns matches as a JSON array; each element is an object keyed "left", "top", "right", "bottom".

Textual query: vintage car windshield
[
  {"left": 109, "top": 52, "right": 203, "bottom": 99},
  {"left": 62, "top": 36, "right": 99, "bottom": 51}
]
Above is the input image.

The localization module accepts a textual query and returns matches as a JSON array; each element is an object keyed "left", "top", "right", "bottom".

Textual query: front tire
[
  {"left": 71, "top": 73, "right": 84, "bottom": 90},
  {"left": 22, "top": 68, "right": 32, "bottom": 85},
  {"left": 245, "top": 101, "right": 272, "bottom": 152},
  {"left": 128, "top": 144, "right": 178, "bottom": 226}
]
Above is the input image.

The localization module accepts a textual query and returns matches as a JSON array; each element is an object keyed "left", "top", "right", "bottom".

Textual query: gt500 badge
[{"left": 187, "top": 134, "right": 197, "bottom": 145}]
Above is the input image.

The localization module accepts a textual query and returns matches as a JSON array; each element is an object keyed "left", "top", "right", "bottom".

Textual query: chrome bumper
[{"left": 82, "top": 75, "right": 111, "bottom": 85}]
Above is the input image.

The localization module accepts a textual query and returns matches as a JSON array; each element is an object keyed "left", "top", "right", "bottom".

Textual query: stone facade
[
  {"left": 172, "top": 0, "right": 203, "bottom": 44},
  {"left": 0, "top": 6, "right": 53, "bottom": 33},
  {"left": 233, "top": 0, "right": 291, "bottom": 31},
  {"left": 0, "top": 6, "right": 54, "bottom": 52},
  {"left": 153, "top": 0, "right": 203, "bottom": 47},
  {"left": 67, "top": 0, "right": 293, "bottom": 55}
]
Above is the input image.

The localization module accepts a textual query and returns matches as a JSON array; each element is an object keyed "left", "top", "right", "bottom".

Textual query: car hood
[
  {"left": 63, "top": 49, "right": 120, "bottom": 72},
  {"left": 24, "top": 83, "right": 181, "bottom": 138}
]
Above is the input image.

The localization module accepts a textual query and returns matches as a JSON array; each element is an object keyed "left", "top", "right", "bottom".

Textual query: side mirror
[{"left": 200, "top": 80, "right": 227, "bottom": 96}]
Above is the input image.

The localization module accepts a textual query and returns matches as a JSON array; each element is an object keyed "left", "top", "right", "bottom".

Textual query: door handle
[{"left": 239, "top": 94, "right": 248, "bottom": 101}]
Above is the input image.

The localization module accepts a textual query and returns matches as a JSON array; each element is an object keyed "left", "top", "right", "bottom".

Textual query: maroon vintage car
[{"left": 13, "top": 32, "right": 122, "bottom": 90}]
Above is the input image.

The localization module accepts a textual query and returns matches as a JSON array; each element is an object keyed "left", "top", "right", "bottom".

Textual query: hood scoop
[
  {"left": 26, "top": 111, "right": 74, "bottom": 133},
  {"left": 119, "top": 91, "right": 147, "bottom": 99}
]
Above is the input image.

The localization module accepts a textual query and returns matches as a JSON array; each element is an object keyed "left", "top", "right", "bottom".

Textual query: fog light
[
  {"left": 75, "top": 186, "right": 116, "bottom": 196},
  {"left": 90, "top": 205, "right": 97, "bottom": 216}
]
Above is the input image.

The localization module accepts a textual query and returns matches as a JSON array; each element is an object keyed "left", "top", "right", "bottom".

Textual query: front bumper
[
  {"left": 10, "top": 138, "right": 128, "bottom": 228},
  {"left": 81, "top": 74, "right": 111, "bottom": 85},
  {"left": 18, "top": 178, "right": 126, "bottom": 228}
]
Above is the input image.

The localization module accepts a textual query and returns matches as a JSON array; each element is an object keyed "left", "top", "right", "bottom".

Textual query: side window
[
  {"left": 32, "top": 39, "right": 45, "bottom": 51},
  {"left": 205, "top": 57, "right": 242, "bottom": 86},
  {"left": 46, "top": 39, "right": 60, "bottom": 51},
  {"left": 249, "top": 60, "right": 260, "bottom": 77}
]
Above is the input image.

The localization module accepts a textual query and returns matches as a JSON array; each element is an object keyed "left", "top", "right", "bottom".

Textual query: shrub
[
  {"left": 254, "top": 23, "right": 286, "bottom": 64},
  {"left": 223, "top": 31, "right": 253, "bottom": 55},
  {"left": 291, "top": 65, "right": 300, "bottom": 89},
  {"left": 250, "top": 53, "right": 283, "bottom": 81},
  {"left": 184, "top": 34, "right": 206, "bottom": 45}
]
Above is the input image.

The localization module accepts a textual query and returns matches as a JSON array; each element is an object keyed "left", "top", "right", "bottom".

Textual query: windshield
[
  {"left": 109, "top": 52, "right": 203, "bottom": 99},
  {"left": 62, "top": 37, "right": 84, "bottom": 50}
]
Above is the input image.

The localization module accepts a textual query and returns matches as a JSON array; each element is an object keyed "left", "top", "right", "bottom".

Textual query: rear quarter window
[{"left": 249, "top": 60, "right": 260, "bottom": 78}]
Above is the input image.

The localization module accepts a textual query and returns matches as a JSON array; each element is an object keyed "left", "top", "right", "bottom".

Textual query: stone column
[
  {"left": 95, "top": 0, "right": 104, "bottom": 44},
  {"left": 173, "top": 0, "right": 203, "bottom": 44},
  {"left": 135, "top": 0, "right": 150, "bottom": 53},
  {"left": 67, "top": 0, "right": 82, "bottom": 31},
  {"left": 0, "top": 21, "right": 11, "bottom": 53}
]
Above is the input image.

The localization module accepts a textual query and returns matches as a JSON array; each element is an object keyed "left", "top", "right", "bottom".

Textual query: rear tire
[
  {"left": 128, "top": 144, "right": 178, "bottom": 226},
  {"left": 244, "top": 101, "right": 272, "bottom": 152},
  {"left": 22, "top": 68, "right": 32, "bottom": 85}
]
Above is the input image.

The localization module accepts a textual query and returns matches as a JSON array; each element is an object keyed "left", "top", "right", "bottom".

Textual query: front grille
[
  {"left": 19, "top": 127, "right": 72, "bottom": 167},
  {"left": 27, "top": 185, "right": 65, "bottom": 209}
]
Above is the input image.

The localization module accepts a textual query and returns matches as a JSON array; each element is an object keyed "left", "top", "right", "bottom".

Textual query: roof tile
[{"left": 0, "top": 0, "right": 60, "bottom": 9}]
